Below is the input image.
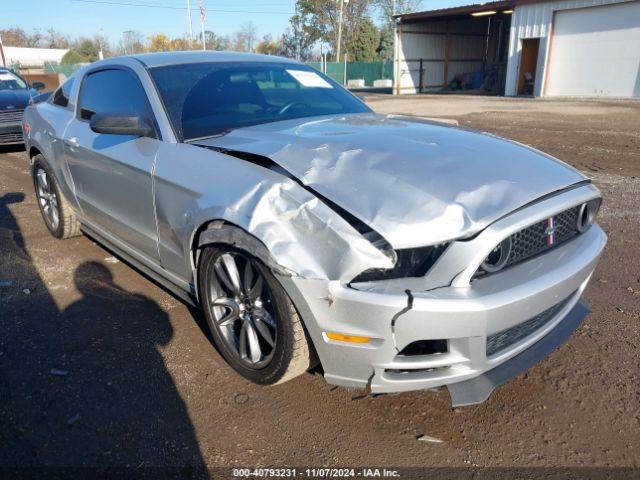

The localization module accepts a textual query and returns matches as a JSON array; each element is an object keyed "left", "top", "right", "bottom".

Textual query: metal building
[{"left": 394, "top": 0, "right": 640, "bottom": 97}]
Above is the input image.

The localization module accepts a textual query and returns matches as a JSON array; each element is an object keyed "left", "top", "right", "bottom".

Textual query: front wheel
[
  {"left": 32, "top": 155, "right": 80, "bottom": 239},
  {"left": 199, "top": 246, "right": 315, "bottom": 385}
]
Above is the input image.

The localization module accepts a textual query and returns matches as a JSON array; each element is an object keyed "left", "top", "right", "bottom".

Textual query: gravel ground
[{"left": 0, "top": 96, "right": 638, "bottom": 476}]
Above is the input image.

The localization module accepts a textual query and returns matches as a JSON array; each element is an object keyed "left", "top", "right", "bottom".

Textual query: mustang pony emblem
[{"left": 545, "top": 217, "right": 557, "bottom": 246}]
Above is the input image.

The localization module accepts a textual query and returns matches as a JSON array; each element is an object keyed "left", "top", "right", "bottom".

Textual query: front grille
[
  {"left": 475, "top": 206, "right": 581, "bottom": 278},
  {"left": 0, "top": 108, "right": 24, "bottom": 124},
  {"left": 486, "top": 294, "right": 574, "bottom": 357},
  {"left": 508, "top": 206, "right": 580, "bottom": 266},
  {"left": 0, "top": 132, "right": 23, "bottom": 144}
]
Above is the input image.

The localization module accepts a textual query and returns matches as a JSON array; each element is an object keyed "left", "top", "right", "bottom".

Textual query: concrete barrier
[
  {"left": 374, "top": 79, "right": 393, "bottom": 88},
  {"left": 347, "top": 79, "right": 365, "bottom": 88}
]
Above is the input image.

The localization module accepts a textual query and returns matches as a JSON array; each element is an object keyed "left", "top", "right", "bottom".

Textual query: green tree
[
  {"left": 349, "top": 18, "right": 379, "bottom": 61},
  {"left": 296, "top": 0, "right": 372, "bottom": 61},
  {"left": 377, "top": 25, "right": 394, "bottom": 60},
  {"left": 277, "top": 8, "right": 315, "bottom": 61},
  {"left": 76, "top": 39, "right": 99, "bottom": 61},
  {"left": 60, "top": 49, "right": 88, "bottom": 65}
]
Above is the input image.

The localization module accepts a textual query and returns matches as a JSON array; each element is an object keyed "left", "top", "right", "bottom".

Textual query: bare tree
[
  {"left": 0, "top": 27, "right": 44, "bottom": 47},
  {"left": 0, "top": 28, "right": 30, "bottom": 47},
  {"left": 239, "top": 21, "right": 258, "bottom": 52},
  {"left": 45, "top": 29, "right": 71, "bottom": 49},
  {"left": 375, "top": 0, "right": 423, "bottom": 26},
  {"left": 114, "top": 30, "right": 146, "bottom": 55}
]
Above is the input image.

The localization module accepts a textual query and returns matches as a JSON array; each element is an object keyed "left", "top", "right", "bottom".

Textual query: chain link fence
[{"left": 307, "top": 61, "right": 394, "bottom": 87}]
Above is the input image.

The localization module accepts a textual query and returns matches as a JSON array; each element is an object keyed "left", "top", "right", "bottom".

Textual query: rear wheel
[
  {"left": 32, "top": 155, "right": 80, "bottom": 239},
  {"left": 199, "top": 246, "right": 314, "bottom": 385}
]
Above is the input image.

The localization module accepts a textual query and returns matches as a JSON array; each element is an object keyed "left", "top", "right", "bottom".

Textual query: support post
[
  {"left": 186, "top": 0, "right": 193, "bottom": 41},
  {"left": 343, "top": 52, "right": 348, "bottom": 86},
  {"left": 443, "top": 21, "right": 450, "bottom": 89},
  {"left": 395, "top": 22, "right": 403, "bottom": 95},
  {"left": 419, "top": 58, "right": 424, "bottom": 93},
  {"left": 336, "top": 0, "right": 344, "bottom": 62}
]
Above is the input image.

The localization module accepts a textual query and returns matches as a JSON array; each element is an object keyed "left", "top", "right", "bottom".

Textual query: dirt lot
[{"left": 1, "top": 95, "right": 639, "bottom": 476}]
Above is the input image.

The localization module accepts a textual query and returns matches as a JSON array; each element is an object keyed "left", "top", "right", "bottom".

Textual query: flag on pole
[{"left": 199, "top": 0, "right": 206, "bottom": 50}]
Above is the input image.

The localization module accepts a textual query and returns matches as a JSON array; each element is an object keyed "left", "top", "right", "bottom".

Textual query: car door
[{"left": 63, "top": 67, "right": 160, "bottom": 261}]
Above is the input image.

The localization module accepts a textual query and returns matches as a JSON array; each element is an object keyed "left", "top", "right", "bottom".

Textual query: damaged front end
[
  {"left": 157, "top": 114, "right": 607, "bottom": 407},
  {"left": 274, "top": 182, "right": 605, "bottom": 407}
]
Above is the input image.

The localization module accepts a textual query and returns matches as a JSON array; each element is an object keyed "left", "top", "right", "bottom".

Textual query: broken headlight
[{"left": 350, "top": 244, "right": 449, "bottom": 283}]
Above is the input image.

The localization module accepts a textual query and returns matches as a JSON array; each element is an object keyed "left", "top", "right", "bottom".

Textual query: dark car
[{"left": 0, "top": 68, "right": 46, "bottom": 145}]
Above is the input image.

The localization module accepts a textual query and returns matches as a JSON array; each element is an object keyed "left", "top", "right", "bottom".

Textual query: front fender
[
  {"left": 24, "top": 104, "right": 78, "bottom": 211},
  {"left": 154, "top": 142, "right": 392, "bottom": 285}
]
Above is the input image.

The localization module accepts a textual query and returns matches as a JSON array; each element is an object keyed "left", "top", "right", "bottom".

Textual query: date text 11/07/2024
[{"left": 232, "top": 468, "right": 401, "bottom": 478}]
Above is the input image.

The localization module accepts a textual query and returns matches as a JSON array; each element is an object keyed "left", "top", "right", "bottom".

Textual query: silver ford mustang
[{"left": 23, "top": 52, "right": 607, "bottom": 406}]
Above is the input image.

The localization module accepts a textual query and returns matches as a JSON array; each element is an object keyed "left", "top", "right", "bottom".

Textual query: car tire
[
  {"left": 199, "top": 245, "right": 316, "bottom": 385},
  {"left": 32, "top": 155, "right": 81, "bottom": 239}
]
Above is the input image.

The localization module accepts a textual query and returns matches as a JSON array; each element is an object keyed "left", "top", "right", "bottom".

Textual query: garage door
[{"left": 545, "top": 1, "right": 640, "bottom": 97}]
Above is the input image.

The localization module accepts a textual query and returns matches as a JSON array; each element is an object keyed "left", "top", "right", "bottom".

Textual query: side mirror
[
  {"left": 90, "top": 113, "right": 155, "bottom": 138},
  {"left": 30, "top": 91, "right": 52, "bottom": 104},
  {"left": 32, "top": 82, "right": 46, "bottom": 91}
]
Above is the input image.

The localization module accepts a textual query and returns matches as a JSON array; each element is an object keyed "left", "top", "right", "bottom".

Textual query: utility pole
[
  {"left": 294, "top": 1, "right": 300, "bottom": 61},
  {"left": 123, "top": 30, "right": 133, "bottom": 55},
  {"left": 186, "top": 0, "right": 194, "bottom": 41},
  {"left": 0, "top": 34, "right": 6, "bottom": 68},
  {"left": 335, "top": 0, "right": 348, "bottom": 62},
  {"left": 98, "top": 27, "right": 104, "bottom": 60}
]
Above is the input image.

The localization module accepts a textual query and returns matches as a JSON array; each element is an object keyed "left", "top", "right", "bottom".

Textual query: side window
[
  {"left": 77, "top": 69, "right": 155, "bottom": 124},
  {"left": 52, "top": 76, "right": 75, "bottom": 108}
]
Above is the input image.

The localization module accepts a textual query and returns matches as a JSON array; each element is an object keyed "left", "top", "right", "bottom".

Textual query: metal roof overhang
[{"left": 395, "top": 1, "right": 514, "bottom": 23}]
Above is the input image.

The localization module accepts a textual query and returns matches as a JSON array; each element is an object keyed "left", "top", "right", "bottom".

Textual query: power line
[{"left": 70, "top": 0, "right": 294, "bottom": 15}]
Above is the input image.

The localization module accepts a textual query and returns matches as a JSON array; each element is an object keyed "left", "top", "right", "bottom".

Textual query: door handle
[{"left": 64, "top": 137, "right": 79, "bottom": 148}]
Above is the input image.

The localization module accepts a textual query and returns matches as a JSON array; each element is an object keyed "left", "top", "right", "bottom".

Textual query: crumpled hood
[{"left": 194, "top": 113, "right": 586, "bottom": 249}]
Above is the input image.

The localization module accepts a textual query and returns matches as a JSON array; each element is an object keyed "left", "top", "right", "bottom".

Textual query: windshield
[
  {"left": 149, "top": 62, "right": 371, "bottom": 141},
  {"left": 0, "top": 71, "right": 28, "bottom": 91}
]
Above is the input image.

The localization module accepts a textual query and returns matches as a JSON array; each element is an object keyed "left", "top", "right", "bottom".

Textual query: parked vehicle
[
  {"left": 23, "top": 52, "right": 606, "bottom": 406},
  {"left": 0, "top": 68, "right": 45, "bottom": 145}
]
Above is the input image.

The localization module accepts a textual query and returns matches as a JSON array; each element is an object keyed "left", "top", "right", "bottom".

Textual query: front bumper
[
  {"left": 447, "top": 297, "right": 590, "bottom": 407},
  {"left": 280, "top": 185, "right": 607, "bottom": 405},
  {"left": 0, "top": 122, "right": 24, "bottom": 145}
]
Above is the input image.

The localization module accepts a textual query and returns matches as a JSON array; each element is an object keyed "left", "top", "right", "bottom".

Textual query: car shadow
[
  {"left": 0, "top": 192, "right": 209, "bottom": 476},
  {"left": 0, "top": 144, "right": 26, "bottom": 155}
]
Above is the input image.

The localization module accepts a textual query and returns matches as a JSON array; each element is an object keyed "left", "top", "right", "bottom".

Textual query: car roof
[{"left": 128, "top": 50, "right": 299, "bottom": 68}]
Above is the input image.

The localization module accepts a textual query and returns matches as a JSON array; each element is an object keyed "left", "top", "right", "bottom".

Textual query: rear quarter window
[{"left": 51, "top": 75, "right": 76, "bottom": 108}]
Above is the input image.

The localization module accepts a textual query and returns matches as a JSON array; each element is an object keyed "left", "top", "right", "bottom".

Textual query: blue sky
[{"left": 2, "top": 0, "right": 474, "bottom": 45}]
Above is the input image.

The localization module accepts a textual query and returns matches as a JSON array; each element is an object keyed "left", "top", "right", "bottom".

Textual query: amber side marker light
[
  {"left": 326, "top": 332, "right": 371, "bottom": 344},
  {"left": 471, "top": 10, "right": 497, "bottom": 16}
]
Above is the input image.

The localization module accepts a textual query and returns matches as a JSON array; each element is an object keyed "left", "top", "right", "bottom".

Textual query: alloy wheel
[
  {"left": 208, "top": 252, "right": 278, "bottom": 369},
  {"left": 35, "top": 168, "right": 60, "bottom": 232}
]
